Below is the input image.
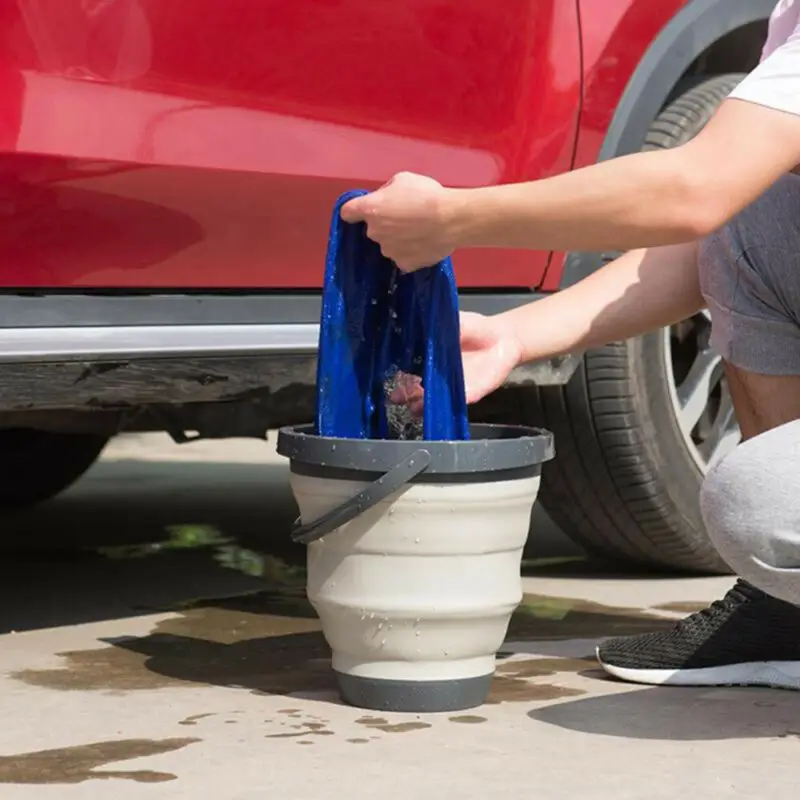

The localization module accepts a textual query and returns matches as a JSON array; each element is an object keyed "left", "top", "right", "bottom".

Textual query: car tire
[
  {"left": 0, "top": 430, "right": 109, "bottom": 510},
  {"left": 533, "top": 74, "right": 745, "bottom": 574}
]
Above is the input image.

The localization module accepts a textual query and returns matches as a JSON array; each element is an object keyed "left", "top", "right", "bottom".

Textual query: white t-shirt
[{"left": 729, "top": 0, "right": 800, "bottom": 112}]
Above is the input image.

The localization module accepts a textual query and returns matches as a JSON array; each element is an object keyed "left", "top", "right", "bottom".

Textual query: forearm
[
  {"left": 446, "top": 148, "right": 714, "bottom": 253},
  {"left": 499, "top": 242, "right": 703, "bottom": 363}
]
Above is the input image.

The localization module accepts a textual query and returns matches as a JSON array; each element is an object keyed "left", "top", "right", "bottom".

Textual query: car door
[{"left": 0, "top": 0, "right": 582, "bottom": 288}]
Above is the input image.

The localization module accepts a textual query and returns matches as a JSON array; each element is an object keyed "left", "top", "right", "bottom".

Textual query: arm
[
  {"left": 447, "top": 99, "right": 800, "bottom": 253},
  {"left": 443, "top": 242, "right": 702, "bottom": 406},
  {"left": 500, "top": 241, "right": 702, "bottom": 363},
  {"left": 342, "top": 99, "right": 800, "bottom": 268}
]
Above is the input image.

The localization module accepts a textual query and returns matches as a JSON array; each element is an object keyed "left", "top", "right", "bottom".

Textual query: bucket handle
[{"left": 291, "top": 448, "right": 432, "bottom": 545}]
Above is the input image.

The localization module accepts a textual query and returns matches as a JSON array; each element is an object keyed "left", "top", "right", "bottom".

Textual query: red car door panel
[{"left": 0, "top": 0, "right": 581, "bottom": 288}]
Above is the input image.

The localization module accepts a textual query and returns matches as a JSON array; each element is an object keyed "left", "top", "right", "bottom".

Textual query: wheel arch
[{"left": 557, "top": 0, "right": 773, "bottom": 288}]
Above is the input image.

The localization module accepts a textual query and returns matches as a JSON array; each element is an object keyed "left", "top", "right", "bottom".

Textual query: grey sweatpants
[{"left": 697, "top": 174, "right": 800, "bottom": 605}]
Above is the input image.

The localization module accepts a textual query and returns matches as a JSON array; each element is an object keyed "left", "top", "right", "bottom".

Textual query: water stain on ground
[
  {"left": 179, "top": 713, "right": 214, "bottom": 726},
  {"left": 448, "top": 715, "right": 487, "bottom": 724},
  {"left": 13, "top": 591, "right": 331, "bottom": 698},
  {"left": 0, "top": 738, "right": 199, "bottom": 784},
  {"left": 487, "top": 656, "right": 592, "bottom": 703},
  {"left": 355, "top": 716, "right": 431, "bottom": 733},
  {"left": 12, "top": 586, "right": 673, "bottom": 704},
  {"left": 371, "top": 722, "right": 431, "bottom": 733}
]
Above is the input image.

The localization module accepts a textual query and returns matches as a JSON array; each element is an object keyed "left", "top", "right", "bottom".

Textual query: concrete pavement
[{"left": 0, "top": 434, "right": 795, "bottom": 799}]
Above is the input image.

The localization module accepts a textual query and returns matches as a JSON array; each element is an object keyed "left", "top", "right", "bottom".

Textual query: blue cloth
[{"left": 315, "top": 190, "right": 469, "bottom": 441}]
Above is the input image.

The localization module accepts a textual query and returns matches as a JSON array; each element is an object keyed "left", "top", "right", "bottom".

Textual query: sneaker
[{"left": 596, "top": 579, "right": 800, "bottom": 689}]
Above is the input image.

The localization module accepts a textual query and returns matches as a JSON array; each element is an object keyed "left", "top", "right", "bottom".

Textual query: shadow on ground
[
  {"left": 2, "top": 448, "right": 787, "bottom": 745},
  {"left": 528, "top": 685, "right": 800, "bottom": 741}
]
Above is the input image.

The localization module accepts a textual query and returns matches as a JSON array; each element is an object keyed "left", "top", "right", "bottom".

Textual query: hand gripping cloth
[{"left": 315, "top": 190, "right": 469, "bottom": 441}]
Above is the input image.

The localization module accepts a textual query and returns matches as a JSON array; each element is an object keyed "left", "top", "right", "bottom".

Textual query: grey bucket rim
[{"left": 276, "top": 422, "right": 554, "bottom": 477}]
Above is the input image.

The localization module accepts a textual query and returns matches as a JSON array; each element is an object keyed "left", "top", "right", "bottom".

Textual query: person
[{"left": 340, "top": 0, "right": 800, "bottom": 690}]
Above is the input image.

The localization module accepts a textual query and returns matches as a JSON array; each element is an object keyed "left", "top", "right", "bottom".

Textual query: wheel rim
[{"left": 663, "top": 311, "right": 740, "bottom": 472}]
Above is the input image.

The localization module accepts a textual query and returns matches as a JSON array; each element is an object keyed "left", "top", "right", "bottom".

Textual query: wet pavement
[{"left": 0, "top": 434, "right": 796, "bottom": 799}]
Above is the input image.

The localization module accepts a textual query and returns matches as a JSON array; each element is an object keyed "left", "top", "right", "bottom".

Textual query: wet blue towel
[{"left": 315, "top": 189, "right": 470, "bottom": 441}]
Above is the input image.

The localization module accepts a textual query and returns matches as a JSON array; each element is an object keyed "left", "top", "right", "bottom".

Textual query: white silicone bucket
[{"left": 277, "top": 423, "right": 554, "bottom": 713}]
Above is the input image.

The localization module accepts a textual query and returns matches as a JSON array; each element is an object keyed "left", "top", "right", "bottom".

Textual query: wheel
[
  {"left": 534, "top": 74, "right": 745, "bottom": 574},
  {"left": 0, "top": 430, "right": 109, "bottom": 510}
]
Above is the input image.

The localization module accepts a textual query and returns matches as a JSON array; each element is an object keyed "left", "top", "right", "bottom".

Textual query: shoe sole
[{"left": 596, "top": 647, "right": 800, "bottom": 690}]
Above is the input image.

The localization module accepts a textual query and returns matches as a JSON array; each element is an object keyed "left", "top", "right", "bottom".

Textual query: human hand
[
  {"left": 389, "top": 311, "right": 523, "bottom": 415},
  {"left": 458, "top": 311, "right": 523, "bottom": 404},
  {"left": 340, "top": 172, "right": 457, "bottom": 271}
]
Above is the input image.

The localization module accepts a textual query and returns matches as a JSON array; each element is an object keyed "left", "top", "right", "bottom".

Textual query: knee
[
  {"left": 700, "top": 423, "right": 800, "bottom": 599},
  {"left": 699, "top": 449, "right": 755, "bottom": 567},
  {"left": 699, "top": 457, "right": 768, "bottom": 590}
]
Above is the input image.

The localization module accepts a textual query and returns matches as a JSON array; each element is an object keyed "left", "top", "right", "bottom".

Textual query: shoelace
[{"left": 675, "top": 579, "right": 763, "bottom": 632}]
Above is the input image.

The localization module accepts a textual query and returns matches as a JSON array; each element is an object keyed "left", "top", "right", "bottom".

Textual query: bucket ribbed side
[{"left": 277, "top": 422, "right": 555, "bottom": 713}]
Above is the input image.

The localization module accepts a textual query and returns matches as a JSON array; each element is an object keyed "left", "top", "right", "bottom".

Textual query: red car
[{"left": 0, "top": 0, "right": 774, "bottom": 571}]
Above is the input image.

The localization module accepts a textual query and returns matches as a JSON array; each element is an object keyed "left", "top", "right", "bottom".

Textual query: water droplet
[
  {"left": 444, "top": 650, "right": 449, "bottom": 656},
  {"left": 415, "top": 631, "right": 420, "bottom": 638},
  {"left": 377, "top": 622, "right": 384, "bottom": 630},
  {"left": 414, "top": 618, "right": 420, "bottom": 626},
  {"left": 414, "top": 537, "right": 420, "bottom": 544},
  {"left": 380, "top": 639, "right": 387, "bottom": 647}
]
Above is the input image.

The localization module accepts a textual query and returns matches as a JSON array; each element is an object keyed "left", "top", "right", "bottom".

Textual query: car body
[{"left": 0, "top": 0, "right": 775, "bottom": 569}]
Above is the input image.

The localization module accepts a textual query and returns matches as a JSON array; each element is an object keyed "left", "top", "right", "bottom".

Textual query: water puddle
[
  {"left": 179, "top": 713, "right": 214, "bottom": 726},
  {"left": 0, "top": 738, "right": 199, "bottom": 784},
  {"left": 12, "top": 582, "right": 677, "bottom": 708},
  {"left": 13, "top": 530, "right": 686, "bottom": 715},
  {"left": 355, "top": 717, "right": 432, "bottom": 734},
  {"left": 13, "top": 594, "right": 329, "bottom": 696},
  {"left": 487, "top": 655, "right": 594, "bottom": 703}
]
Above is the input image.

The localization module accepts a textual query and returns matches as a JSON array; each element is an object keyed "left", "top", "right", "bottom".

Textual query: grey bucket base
[{"left": 334, "top": 671, "right": 493, "bottom": 713}]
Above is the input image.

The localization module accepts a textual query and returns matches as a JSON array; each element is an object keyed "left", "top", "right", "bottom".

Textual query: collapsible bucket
[{"left": 277, "top": 422, "right": 554, "bottom": 713}]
